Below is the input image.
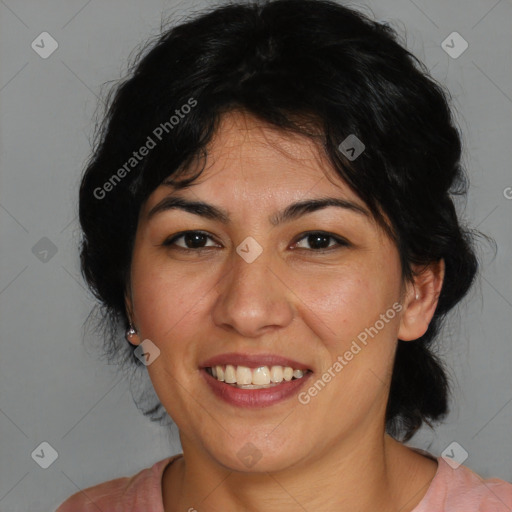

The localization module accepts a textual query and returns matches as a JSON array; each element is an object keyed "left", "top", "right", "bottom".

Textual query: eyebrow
[{"left": 146, "top": 194, "right": 371, "bottom": 226}]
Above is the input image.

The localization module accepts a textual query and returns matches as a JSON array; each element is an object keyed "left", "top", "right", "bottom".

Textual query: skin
[{"left": 125, "top": 110, "right": 445, "bottom": 512}]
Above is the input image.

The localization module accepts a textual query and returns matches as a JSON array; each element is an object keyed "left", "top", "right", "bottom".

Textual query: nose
[{"left": 211, "top": 244, "right": 295, "bottom": 338}]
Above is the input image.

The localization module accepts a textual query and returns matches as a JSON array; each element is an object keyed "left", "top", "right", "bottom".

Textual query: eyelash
[{"left": 161, "top": 230, "right": 350, "bottom": 253}]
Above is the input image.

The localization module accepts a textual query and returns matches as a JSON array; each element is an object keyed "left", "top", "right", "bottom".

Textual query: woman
[{"left": 56, "top": 0, "right": 512, "bottom": 510}]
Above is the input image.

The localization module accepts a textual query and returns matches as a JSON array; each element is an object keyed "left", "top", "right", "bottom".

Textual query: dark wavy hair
[{"left": 78, "top": 0, "right": 488, "bottom": 441}]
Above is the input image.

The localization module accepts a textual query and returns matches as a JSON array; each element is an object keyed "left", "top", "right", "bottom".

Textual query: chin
[{"left": 206, "top": 433, "right": 307, "bottom": 474}]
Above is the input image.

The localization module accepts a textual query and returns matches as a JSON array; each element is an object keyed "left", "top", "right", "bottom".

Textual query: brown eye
[
  {"left": 293, "top": 231, "right": 349, "bottom": 251},
  {"left": 162, "top": 231, "right": 219, "bottom": 250}
]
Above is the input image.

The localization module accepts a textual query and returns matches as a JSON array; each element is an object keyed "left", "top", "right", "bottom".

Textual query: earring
[
  {"left": 125, "top": 324, "right": 138, "bottom": 345},
  {"left": 415, "top": 293, "right": 419, "bottom": 300}
]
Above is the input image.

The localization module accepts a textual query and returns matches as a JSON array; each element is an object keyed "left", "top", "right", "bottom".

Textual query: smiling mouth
[{"left": 204, "top": 364, "right": 312, "bottom": 389}]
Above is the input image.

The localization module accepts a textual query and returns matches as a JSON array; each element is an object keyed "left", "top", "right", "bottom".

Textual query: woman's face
[{"left": 126, "top": 110, "right": 436, "bottom": 471}]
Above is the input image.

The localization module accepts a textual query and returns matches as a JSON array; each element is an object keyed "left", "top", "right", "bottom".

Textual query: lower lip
[{"left": 201, "top": 368, "right": 313, "bottom": 408}]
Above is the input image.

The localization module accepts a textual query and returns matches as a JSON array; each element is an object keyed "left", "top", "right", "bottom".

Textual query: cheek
[
  {"left": 296, "top": 269, "right": 399, "bottom": 425},
  {"left": 288, "top": 264, "right": 384, "bottom": 344},
  {"left": 130, "top": 254, "right": 217, "bottom": 347},
  {"left": 291, "top": 261, "right": 400, "bottom": 383}
]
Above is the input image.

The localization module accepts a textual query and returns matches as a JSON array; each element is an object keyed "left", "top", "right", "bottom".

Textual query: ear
[
  {"left": 398, "top": 259, "right": 445, "bottom": 341},
  {"left": 124, "top": 283, "right": 141, "bottom": 345}
]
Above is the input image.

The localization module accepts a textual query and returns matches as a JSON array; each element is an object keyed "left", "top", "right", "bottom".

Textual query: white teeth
[
  {"left": 270, "top": 365, "right": 284, "bottom": 383},
  {"left": 207, "top": 364, "right": 308, "bottom": 387},
  {"left": 236, "top": 366, "right": 253, "bottom": 385},
  {"left": 252, "top": 366, "right": 270, "bottom": 385},
  {"left": 292, "top": 369, "right": 304, "bottom": 379},
  {"left": 224, "top": 364, "right": 236, "bottom": 383}
]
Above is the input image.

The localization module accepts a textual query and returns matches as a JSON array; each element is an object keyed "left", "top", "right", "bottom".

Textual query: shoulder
[
  {"left": 414, "top": 456, "right": 512, "bottom": 512},
  {"left": 55, "top": 455, "right": 181, "bottom": 512}
]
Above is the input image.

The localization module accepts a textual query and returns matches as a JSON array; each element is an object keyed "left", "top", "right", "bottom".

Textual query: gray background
[{"left": 0, "top": 0, "right": 511, "bottom": 511}]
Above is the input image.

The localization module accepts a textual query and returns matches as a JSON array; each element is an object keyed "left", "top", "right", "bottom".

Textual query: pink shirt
[{"left": 56, "top": 453, "right": 512, "bottom": 511}]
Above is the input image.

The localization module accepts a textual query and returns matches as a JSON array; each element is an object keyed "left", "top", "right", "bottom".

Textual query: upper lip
[{"left": 200, "top": 352, "right": 311, "bottom": 371}]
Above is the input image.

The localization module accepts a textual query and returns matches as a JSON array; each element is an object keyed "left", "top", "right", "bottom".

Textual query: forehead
[
  {"left": 145, "top": 110, "right": 362, "bottom": 211},
  {"left": 200, "top": 110, "right": 341, "bottom": 189}
]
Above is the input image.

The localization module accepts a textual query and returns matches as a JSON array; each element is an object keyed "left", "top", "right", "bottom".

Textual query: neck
[{"left": 162, "top": 431, "right": 438, "bottom": 512}]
